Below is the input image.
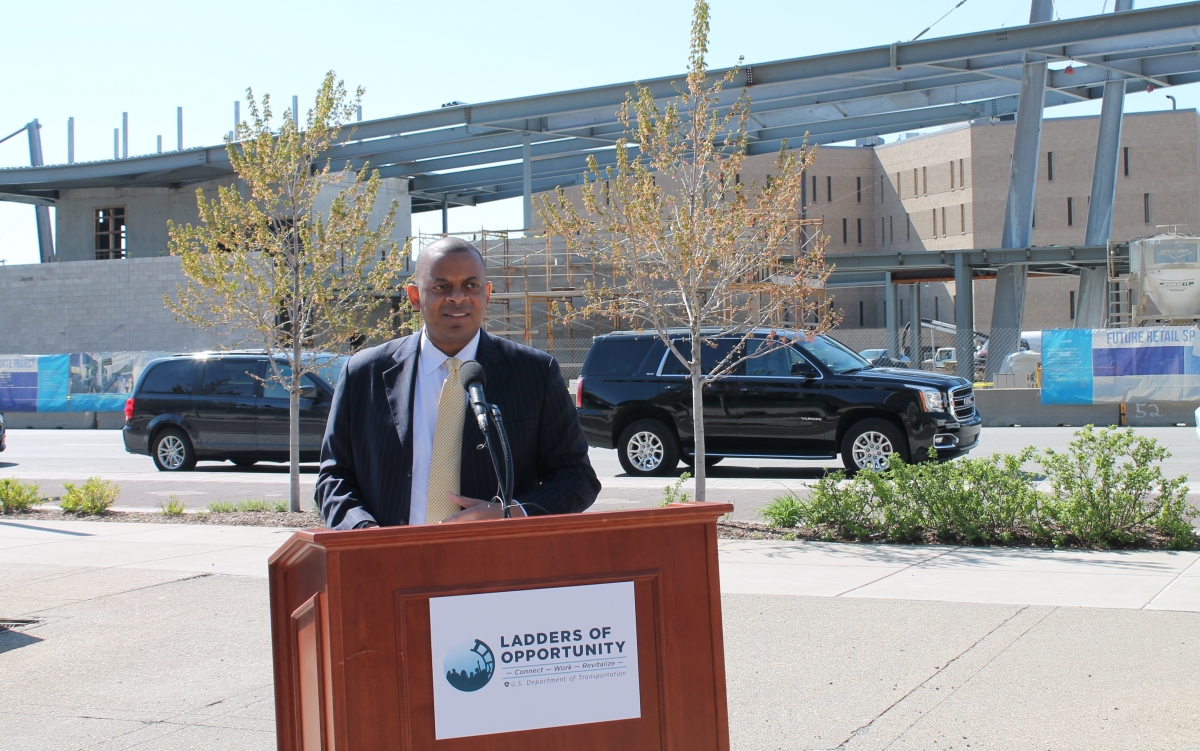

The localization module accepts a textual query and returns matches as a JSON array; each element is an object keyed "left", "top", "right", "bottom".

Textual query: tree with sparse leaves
[
  {"left": 167, "top": 73, "right": 411, "bottom": 511},
  {"left": 538, "top": 0, "right": 836, "bottom": 500}
]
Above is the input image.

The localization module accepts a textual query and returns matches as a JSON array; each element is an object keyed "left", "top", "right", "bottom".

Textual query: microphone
[{"left": 459, "top": 360, "right": 489, "bottom": 432}]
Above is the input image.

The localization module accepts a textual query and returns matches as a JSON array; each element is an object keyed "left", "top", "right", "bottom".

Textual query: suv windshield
[{"left": 795, "top": 336, "right": 871, "bottom": 374}]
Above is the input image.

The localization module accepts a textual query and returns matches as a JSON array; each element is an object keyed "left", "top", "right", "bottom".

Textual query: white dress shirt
[{"left": 408, "top": 327, "right": 480, "bottom": 525}]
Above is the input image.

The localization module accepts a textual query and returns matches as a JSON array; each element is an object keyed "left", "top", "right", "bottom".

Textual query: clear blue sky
[{"left": 0, "top": 0, "right": 1190, "bottom": 265}]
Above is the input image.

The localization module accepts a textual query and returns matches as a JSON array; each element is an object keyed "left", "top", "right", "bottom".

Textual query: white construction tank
[{"left": 1130, "top": 233, "right": 1200, "bottom": 317}]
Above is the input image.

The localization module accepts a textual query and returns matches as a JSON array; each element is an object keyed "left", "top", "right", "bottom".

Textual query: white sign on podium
[{"left": 429, "top": 581, "right": 641, "bottom": 740}]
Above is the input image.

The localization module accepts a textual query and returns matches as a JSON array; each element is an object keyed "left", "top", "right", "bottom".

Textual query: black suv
[
  {"left": 576, "top": 330, "right": 981, "bottom": 476},
  {"left": 122, "top": 353, "right": 340, "bottom": 471}
]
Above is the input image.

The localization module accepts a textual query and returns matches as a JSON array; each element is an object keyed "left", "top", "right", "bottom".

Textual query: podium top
[{"left": 270, "top": 502, "right": 733, "bottom": 561}]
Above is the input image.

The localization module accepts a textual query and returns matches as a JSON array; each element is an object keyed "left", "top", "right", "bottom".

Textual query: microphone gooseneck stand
[
  {"left": 487, "top": 404, "right": 515, "bottom": 518},
  {"left": 459, "top": 361, "right": 514, "bottom": 518}
]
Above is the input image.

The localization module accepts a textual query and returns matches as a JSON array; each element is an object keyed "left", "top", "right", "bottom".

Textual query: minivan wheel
[
  {"left": 152, "top": 427, "right": 196, "bottom": 472},
  {"left": 617, "top": 419, "right": 679, "bottom": 477},
  {"left": 841, "top": 419, "right": 909, "bottom": 473}
]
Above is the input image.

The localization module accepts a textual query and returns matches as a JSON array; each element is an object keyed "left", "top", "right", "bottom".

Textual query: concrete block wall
[{"left": 0, "top": 256, "right": 240, "bottom": 353}]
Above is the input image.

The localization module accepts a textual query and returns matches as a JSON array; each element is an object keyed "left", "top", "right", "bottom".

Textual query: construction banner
[
  {"left": 1042, "top": 327, "right": 1200, "bottom": 405},
  {"left": 0, "top": 352, "right": 168, "bottom": 412}
]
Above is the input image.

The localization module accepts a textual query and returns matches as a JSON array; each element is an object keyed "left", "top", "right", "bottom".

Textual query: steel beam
[
  {"left": 954, "top": 253, "right": 975, "bottom": 381},
  {"left": 988, "top": 0, "right": 1052, "bottom": 381},
  {"left": 1077, "top": 0, "right": 1134, "bottom": 330},
  {"left": 1085, "top": 0, "right": 1134, "bottom": 248},
  {"left": 885, "top": 273, "right": 900, "bottom": 360},
  {"left": 908, "top": 283, "right": 923, "bottom": 364},
  {"left": 25, "top": 120, "right": 54, "bottom": 263}
]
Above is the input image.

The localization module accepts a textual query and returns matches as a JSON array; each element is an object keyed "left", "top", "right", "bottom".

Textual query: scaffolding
[{"left": 416, "top": 218, "right": 826, "bottom": 378}]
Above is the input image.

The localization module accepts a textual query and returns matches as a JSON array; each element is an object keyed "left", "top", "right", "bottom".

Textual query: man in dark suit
[{"left": 317, "top": 237, "right": 600, "bottom": 530}]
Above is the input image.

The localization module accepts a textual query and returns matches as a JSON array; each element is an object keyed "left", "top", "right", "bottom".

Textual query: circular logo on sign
[{"left": 443, "top": 639, "right": 495, "bottom": 692}]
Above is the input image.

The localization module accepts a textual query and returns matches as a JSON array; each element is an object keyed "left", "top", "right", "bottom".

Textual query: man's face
[{"left": 406, "top": 250, "right": 490, "bottom": 355}]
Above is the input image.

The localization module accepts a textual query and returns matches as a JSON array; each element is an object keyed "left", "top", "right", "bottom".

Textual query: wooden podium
[{"left": 268, "top": 503, "right": 733, "bottom": 750}]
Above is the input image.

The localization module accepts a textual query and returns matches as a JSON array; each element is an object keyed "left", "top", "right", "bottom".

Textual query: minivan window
[
  {"left": 662, "top": 338, "right": 743, "bottom": 376},
  {"left": 795, "top": 336, "right": 870, "bottom": 374},
  {"left": 200, "top": 359, "right": 262, "bottom": 397},
  {"left": 140, "top": 360, "right": 196, "bottom": 395},
  {"left": 585, "top": 338, "right": 659, "bottom": 376},
  {"left": 261, "top": 366, "right": 321, "bottom": 400}
]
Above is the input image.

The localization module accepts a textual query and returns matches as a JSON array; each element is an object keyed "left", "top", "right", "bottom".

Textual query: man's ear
[
  {"left": 485, "top": 280, "right": 492, "bottom": 303},
  {"left": 406, "top": 282, "right": 421, "bottom": 311}
]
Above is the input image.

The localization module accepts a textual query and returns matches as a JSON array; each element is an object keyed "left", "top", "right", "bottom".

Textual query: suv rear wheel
[
  {"left": 617, "top": 419, "right": 679, "bottom": 477},
  {"left": 152, "top": 427, "right": 196, "bottom": 472},
  {"left": 841, "top": 419, "right": 908, "bottom": 473}
]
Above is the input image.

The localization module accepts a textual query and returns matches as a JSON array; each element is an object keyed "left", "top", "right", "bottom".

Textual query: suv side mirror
[
  {"left": 300, "top": 384, "right": 319, "bottom": 401},
  {"left": 790, "top": 361, "right": 817, "bottom": 378}
]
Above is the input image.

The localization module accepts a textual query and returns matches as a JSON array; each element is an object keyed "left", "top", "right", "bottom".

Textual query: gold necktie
[{"left": 425, "top": 357, "right": 465, "bottom": 523}]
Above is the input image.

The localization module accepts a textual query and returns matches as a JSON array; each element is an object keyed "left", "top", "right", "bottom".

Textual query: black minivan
[
  {"left": 576, "top": 330, "right": 981, "bottom": 476},
  {"left": 122, "top": 353, "right": 340, "bottom": 471}
]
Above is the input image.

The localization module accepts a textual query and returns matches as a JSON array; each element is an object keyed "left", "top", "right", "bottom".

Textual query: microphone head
[{"left": 459, "top": 360, "right": 486, "bottom": 389}]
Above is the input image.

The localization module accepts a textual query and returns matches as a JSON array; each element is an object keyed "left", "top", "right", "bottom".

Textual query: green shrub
[
  {"left": 759, "top": 426, "right": 1196, "bottom": 550},
  {"left": 0, "top": 479, "right": 40, "bottom": 513},
  {"left": 59, "top": 478, "right": 119, "bottom": 515},
  {"left": 761, "top": 494, "right": 805, "bottom": 528},
  {"left": 659, "top": 472, "right": 691, "bottom": 507},
  {"left": 1041, "top": 426, "right": 1196, "bottom": 549},
  {"left": 159, "top": 496, "right": 186, "bottom": 516}
]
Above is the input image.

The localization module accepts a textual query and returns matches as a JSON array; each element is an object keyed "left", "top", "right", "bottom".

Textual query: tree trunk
[
  {"left": 289, "top": 382, "right": 301, "bottom": 512},
  {"left": 690, "top": 360, "right": 706, "bottom": 502}
]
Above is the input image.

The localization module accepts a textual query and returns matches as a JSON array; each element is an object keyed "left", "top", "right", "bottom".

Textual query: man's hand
[{"left": 440, "top": 493, "right": 526, "bottom": 523}]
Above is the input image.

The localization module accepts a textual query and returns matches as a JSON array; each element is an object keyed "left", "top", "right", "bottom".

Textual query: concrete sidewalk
[{"left": 1, "top": 519, "right": 1198, "bottom": 750}]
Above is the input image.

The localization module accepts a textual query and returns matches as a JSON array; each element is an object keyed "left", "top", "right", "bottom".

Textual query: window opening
[
  {"left": 1067, "top": 197, "right": 1074, "bottom": 227},
  {"left": 1047, "top": 151, "right": 1054, "bottom": 181},
  {"left": 842, "top": 217, "right": 848, "bottom": 244},
  {"left": 959, "top": 158, "right": 964, "bottom": 187},
  {"left": 1123, "top": 147, "right": 1130, "bottom": 177},
  {"left": 1069, "top": 290, "right": 1076, "bottom": 320},
  {"left": 94, "top": 207, "right": 126, "bottom": 260},
  {"left": 857, "top": 218, "right": 862, "bottom": 244},
  {"left": 856, "top": 176, "right": 862, "bottom": 203},
  {"left": 960, "top": 204, "right": 966, "bottom": 234},
  {"left": 1144, "top": 193, "right": 1151, "bottom": 224},
  {"left": 826, "top": 176, "right": 832, "bottom": 203}
]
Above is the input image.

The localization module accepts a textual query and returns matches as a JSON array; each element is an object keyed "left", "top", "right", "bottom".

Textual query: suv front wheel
[
  {"left": 841, "top": 419, "right": 908, "bottom": 473},
  {"left": 617, "top": 419, "right": 679, "bottom": 477},
  {"left": 152, "top": 427, "right": 197, "bottom": 472}
]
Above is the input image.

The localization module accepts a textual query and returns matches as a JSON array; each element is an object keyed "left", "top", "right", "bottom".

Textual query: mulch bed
[{"left": 3, "top": 508, "right": 324, "bottom": 528}]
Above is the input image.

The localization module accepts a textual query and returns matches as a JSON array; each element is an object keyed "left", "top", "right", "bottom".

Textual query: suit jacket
[{"left": 316, "top": 330, "right": 601, "bottom": 530}]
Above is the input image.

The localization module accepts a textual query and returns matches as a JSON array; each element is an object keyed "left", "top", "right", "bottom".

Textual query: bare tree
[
  {"left": 167, "top": 73, "right": 411, "bottom": 511},
  {"left": 538, "top": 0, "right": 836, "bottom": 500}
]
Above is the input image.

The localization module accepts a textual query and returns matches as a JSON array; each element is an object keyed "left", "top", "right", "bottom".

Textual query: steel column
[
  {"left": 954, "top": 253, "right": 975, "bottom": 380},
  {"left": 441, "top": 196, "right": 449, "bottom": 234},
  {"left": 522, "top": 132, "right": 532, "bottom": 230},
  {"left": 25, "top": 120, "right": 54, "bottom": 263},
  {"left": 1077, "top": 0, "right": 1134, "bottom": 328},
  {"left": 177, "top": 107, "right": 183, "bottom": 151},
  {"left": 885, "top": 272, "right": 899, "bottom": 359},
  {"left": 908, "top": 283, "right": 923, "bottom": 365},
  {"left": 989, "top": 0, "right": 1052, "bottom": 380}
]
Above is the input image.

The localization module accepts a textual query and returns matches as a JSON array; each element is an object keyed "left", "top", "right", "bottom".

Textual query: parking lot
[{"left": 4, "top": 425, "right": 1197, "bottom": 521}]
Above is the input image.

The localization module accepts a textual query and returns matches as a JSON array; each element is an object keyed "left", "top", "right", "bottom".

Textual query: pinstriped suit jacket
[{"left": 316, "top": 330, "right": 601, "bottom": 530}]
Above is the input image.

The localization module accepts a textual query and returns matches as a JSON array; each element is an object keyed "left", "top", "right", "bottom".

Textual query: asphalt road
[{"left": 3, "top": 426, "right": 1197, "bottom": 520}]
